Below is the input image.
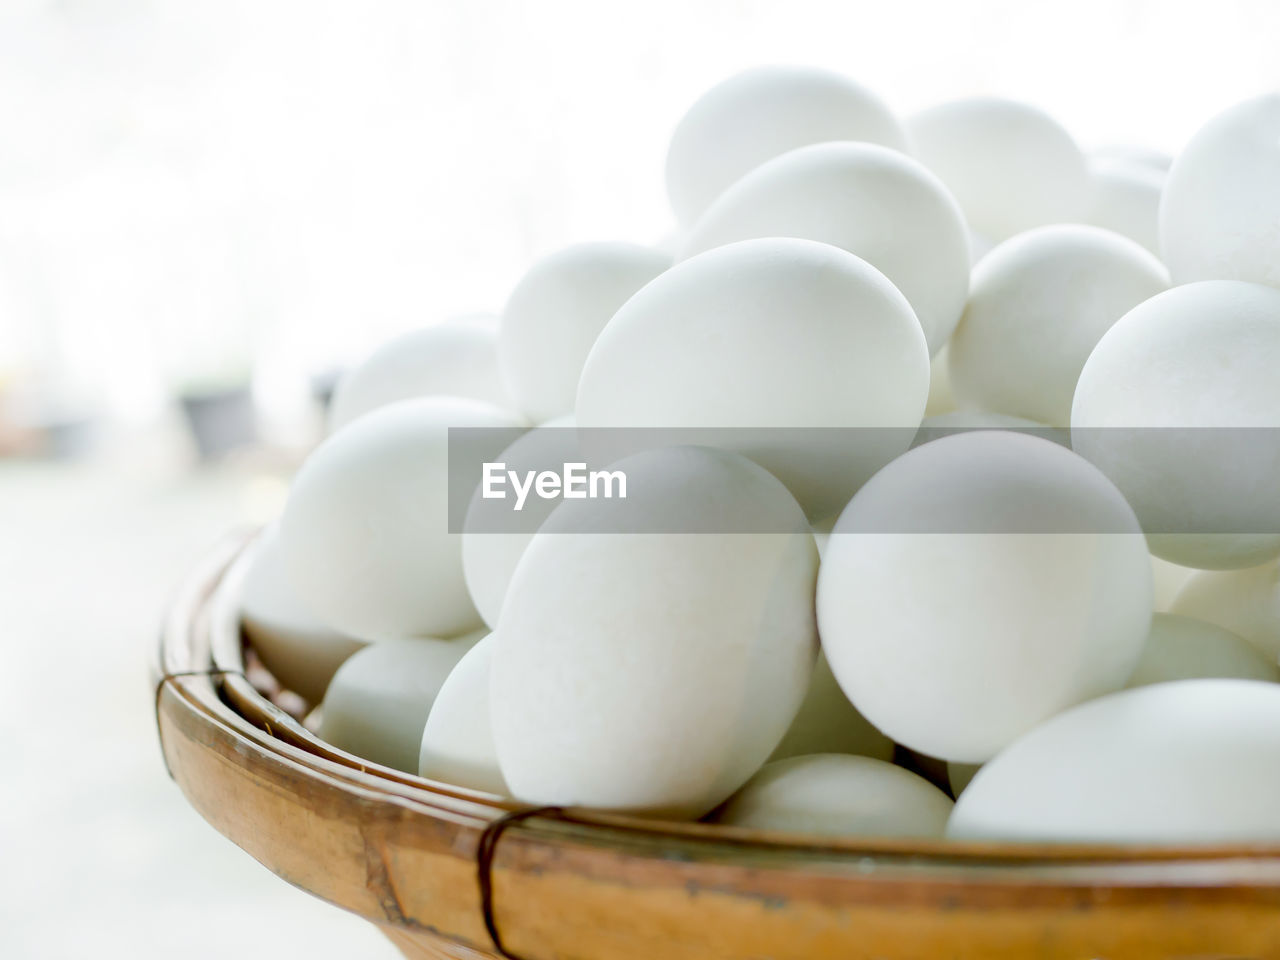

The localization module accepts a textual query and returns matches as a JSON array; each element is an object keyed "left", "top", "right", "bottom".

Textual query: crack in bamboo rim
[{"left": 161, "top": 531, "right": 1280, "bottom": 877}]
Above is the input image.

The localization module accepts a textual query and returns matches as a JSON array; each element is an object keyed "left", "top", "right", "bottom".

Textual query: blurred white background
[
  {"left": 0, "top": 1, "right": 1277, "bottom": 957},
  {"left": 2, "top": 0, "right": 1279, "bottom": 434}
]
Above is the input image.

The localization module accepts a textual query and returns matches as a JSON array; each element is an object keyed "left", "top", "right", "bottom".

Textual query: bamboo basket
[{"left": 155, "top": 535, "right": 1280, "bottom": 960}]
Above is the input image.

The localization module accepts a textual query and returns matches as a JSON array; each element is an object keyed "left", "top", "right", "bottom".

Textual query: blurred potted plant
[
  {"left": 172, "top": 332, "right": 259, "bottom": 461},
  {"left": 177, "top": 366, "right": 257, "bottom": 461}
]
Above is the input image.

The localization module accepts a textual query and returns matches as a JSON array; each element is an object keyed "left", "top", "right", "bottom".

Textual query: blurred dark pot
[{"left": 180, "top": 385, "right": 258, "bottom": 461}]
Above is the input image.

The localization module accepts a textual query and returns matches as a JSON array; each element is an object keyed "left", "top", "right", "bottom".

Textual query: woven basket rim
[
  {"left": 153, "top": 534, "right": 1280, "bottom": 960},
  {"left": 161, "top": 532, "right": 1280, "bottom": 863}
]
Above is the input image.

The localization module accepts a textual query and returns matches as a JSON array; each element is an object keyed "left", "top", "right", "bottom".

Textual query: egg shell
[
  {"left": 818, "top": 431, "right": 1152, "bottom": 763},
  {"left": 715, "top": 754, "right": 952, "bottom": 838},
  {"left": 490, "top": 446, "right": 819, "bottom": 819},
  {"left": 1086, "top": 158, "right": 1163, "bottom": 256},
  {"left": 328, "top": 319, "right": 513, "bottom": 432},
  {"left": 1127, "top": 613, "right": 1279, "bottom": 687},
  {"left": 498, "top": 242, "right": 669, "bottom": 423},
  {"left": 920, "top": 411, "right": 1046, "bottom": 431},
  {"left": 968, "top": 230, "right": 993, "bottom": 267},
  {"left": 1171, "top": 561, "right": 1280, "bottom": 662},
  {"left": 912, "top": 411, "right": 1067, "bottom": 450},
  {"left": 279, "top": 397, "right": 525, "bottom": 641},
  {"left": 239, "top": 527, "right": 368, "bottom": 705},
  {"left": 679, "top": 141, "right": 970, "bottom": 355},
  {"left": 1092, "top": 144, "right": 1172, "bottom": 173},
  {"left": 810, "top": 515, "right": 835, "bottom": 559},
  {"left": 461, "top": 415, "right": 578, "bottom": 628},
  {"left": 418, "top": 633, "right": 507, "bottom": 796},
  {"left": 576, "top": 237, "right": 929, "bottom": 521},
  {"left": 924, "top": 346, "right": 956, "bottom": 417},
  {"left": 665, "top": 66, "right": 906, "bottom": 226},
  {"left": 949, "top": 225, "right": 1169, "bottom": 428},
  {"left": 948, "top": 679, "right": 1280, "bottom": 844},
  {"left": 769, "top": 650, "right": 894, "bottom": 763},
  {"left": 654, "top": 226, "right": 685, "bottom": 256},
  {"left": 907, "top": 97, "right": 1089, "bottom": 242},
  {"left": 1151, "top": 555, "right": 1196, "bottom": 612},
  {"left": 320, "top": 634, "right": 482, "bottom": 773},
  {"left": 1160, "top": 94, "right": 1280, "bottom": 290},
  {"left": 1071, "top": 280, "right": 1280, "bottom": 570}
]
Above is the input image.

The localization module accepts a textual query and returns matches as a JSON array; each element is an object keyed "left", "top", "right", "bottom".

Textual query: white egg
[
  {"left": 912, "top": 411, "right": 1066, "bottom": 450},
  {"left": 654, "top": 226, "right": 685, "bottom": 256},
  {"left": 328, "top": 319, "right": 513, "bottom": 432},
  {"left": 279, "top": 397, "right": 524, "bottom": 641},
  {"left": 498, "top": 242, "right": 670, "bottom": 424},
  {"left": 715, "top": 755, "right": 952, "bottom": 838},
  {"left": 948, "top": 679, "right": 1280, "bottom": 844},
  {"left": 461, "top": 415, "right": 578, "bottom": 629},
  {"left": 1127, "top": 613, "right": 1278, "bottom": 687},
  {"left": 665, "top": 66, "right": 906, "bottom": 226},
  {"left": 770, "top": 651, "right": 894, "bottom": 763},
  {"left": 818, "top": 431, "right": 1152, "bottom": 763},
  {"left": 919, "top": 412, "right": 1047, "bottom": 431},
  {"left": 239, "top": 527, "right": 368, "bottom": 705},
  {"left": 1151, "top": 555, "right": 1196, "bottom": 612},
  {"left": 1071, "top": 281, "right": 1280, "bottom": 570},
  {"left": 418, "top": 634, "right": 507, "bottom": 796},
  {"left": 490, "top": 446, "right": 819, "bottom": 819},
  {"left": 947, "top": 761, "right": 981, "bottom": 797},
  {"left": 949, "top": 225, "right": 1168, "bottom": 427},
  {"left": 1172, "top": 561, "right": 1280, "bottom": 662},
  {"left": 576, "top": 238, "right": 929, "bottom": 521},
  {"left": 1086, "top": 158, "right": 1163, "bottom": 256},
  {"left": 968, "top": 230, "right": 993, "bottom": 267},
  {"left": 1092, "top": 144, "right": 1173, "bottom": 173},
  {"left": 1160, "top": 94, "right": 1280, "bottom": 290},
  {"left": 679, "top": 142, "right": 970, "bottom": 355},
  {"left": 924, "top": 346, "right": 956, "bottom": 417},
  {"left": 906, "top": 97, "right": 1090, "bottom": 242},
  {"left": 810, "top": 515, "right": 835, "bottom": 559},
  {"left": 320, "top": 634, "right": 481, "bottom": 773}
]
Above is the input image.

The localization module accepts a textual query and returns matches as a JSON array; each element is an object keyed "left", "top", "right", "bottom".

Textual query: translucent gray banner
[{"left": 447, "top": 425, "right": 1280, "bottom": 535}]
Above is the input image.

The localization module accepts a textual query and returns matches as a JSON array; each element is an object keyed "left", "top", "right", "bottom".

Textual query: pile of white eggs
[{"left": 240, "top": 67, "right": 1280, "bottom": 846}]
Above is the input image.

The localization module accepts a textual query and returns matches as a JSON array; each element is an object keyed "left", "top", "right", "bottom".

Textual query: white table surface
[{"left": 0, "top": 452, "right": 400, "bottom": 959}]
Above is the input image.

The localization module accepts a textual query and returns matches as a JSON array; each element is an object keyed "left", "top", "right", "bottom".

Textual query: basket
[{"left": 154, "top": 535, "right": 1280, "bottom": 959}]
